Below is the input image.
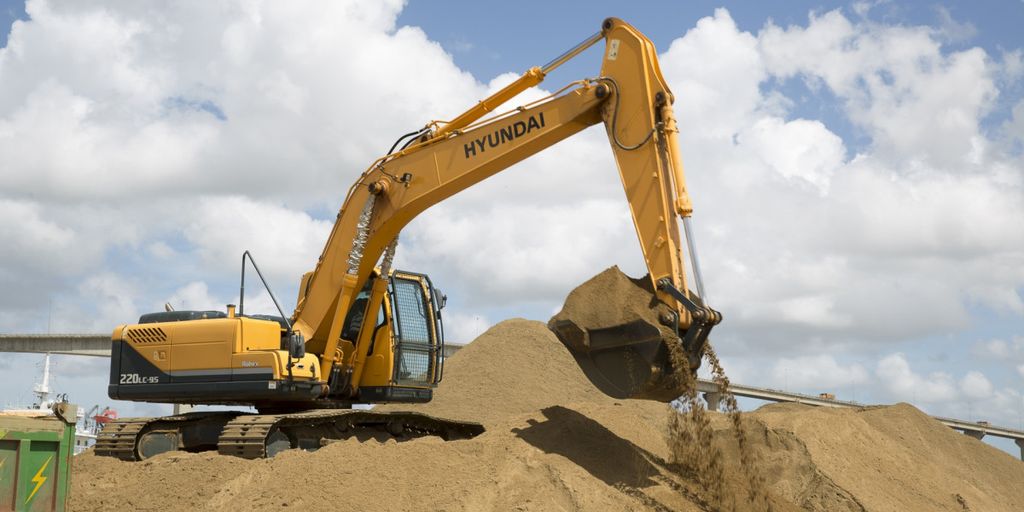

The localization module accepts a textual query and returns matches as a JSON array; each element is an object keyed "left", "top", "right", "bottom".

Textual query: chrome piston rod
[
  {"left": 682, "top": 216, "right": 708, "bottom": 304},
  {"left": 541, "top": 31, "right": 603, "bottom": 74}
]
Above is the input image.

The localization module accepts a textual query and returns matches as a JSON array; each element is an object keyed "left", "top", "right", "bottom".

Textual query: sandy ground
[{"left": 71, "top": 319, "right": 1024, "bottom": 511}]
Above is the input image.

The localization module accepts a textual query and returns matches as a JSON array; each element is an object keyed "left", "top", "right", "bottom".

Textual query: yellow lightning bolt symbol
[{"left": 25, "top": 455, "right": 52, "bottom": 504}]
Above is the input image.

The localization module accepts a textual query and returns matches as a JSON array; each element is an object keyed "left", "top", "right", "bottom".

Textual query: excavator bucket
[
  {"left": 550, "top": 317, "right": 687, "bottom": 402},
  {"left": 547, "top": 267, "right": 708, "bottom": 403}
]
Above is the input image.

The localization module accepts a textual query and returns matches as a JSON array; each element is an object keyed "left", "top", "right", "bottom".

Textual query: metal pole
[
  {"left": 242, "top": 251, "right": 292, "bottom": 332},
  {"left": 682, "top": 216, "right": 708, "bottom": 303},
  {"left": 239, "top": 253, "right": 247, "bottom": 315}
]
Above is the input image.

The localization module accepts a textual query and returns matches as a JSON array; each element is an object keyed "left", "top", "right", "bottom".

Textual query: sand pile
[
  {"left": 72, "top": 320, "right": 698, "bottom": 511},
  {"left": 740, "top": 403, "right": 1024, "bottom": 511},
  {"left": 70, "top": 318, "right": 1024, "bottom": 511},
  {"left": 378, "top": 318, "right": 613, "bottom": 424}
]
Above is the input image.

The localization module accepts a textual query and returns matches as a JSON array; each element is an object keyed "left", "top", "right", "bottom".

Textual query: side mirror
[
  {"left": 288, "top": 331, "right": 306, "bottom": 359},
  {"left": 436, "top": 289, "right": 447, "bottom": 310}
]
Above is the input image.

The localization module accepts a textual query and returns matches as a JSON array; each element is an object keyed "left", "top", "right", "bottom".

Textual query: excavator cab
[
  {"left": 328, "top": 269, "right": 446, "bottom": 403},
  {"left": 386, "top": 270, "right": 446, "bottom": 388}
]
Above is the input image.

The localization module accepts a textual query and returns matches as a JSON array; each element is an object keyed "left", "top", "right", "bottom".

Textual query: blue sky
[
  {"left": 397, "top": 0, "right": 1024, "bottom": 150},
  {"left": 0, "top": 0, "right": 23, "bottom": 47},
  {"left": 397, "top": 1, "right": 1022, "bottom": 78},
  {"left": 1, "top": 0, "right": 1023, "bottom": 456}
]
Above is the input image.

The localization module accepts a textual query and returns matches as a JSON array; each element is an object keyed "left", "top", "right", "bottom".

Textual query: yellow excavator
[{"left": 96, "top": 18, "right": 721, "bottom": 460}]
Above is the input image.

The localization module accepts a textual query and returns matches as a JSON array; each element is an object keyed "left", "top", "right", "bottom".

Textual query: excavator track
[
  {"left": 95, "top": 411, "right": 244, "bottom": 461},
  {"left": 97, "top": 410, "right": 484, "bottom": 460},
  {"left": 94, "top": 418, "right": 146, "bottom": 460},
  {"left": 218, "top": 410, "right": 485, "bottom": 459}
]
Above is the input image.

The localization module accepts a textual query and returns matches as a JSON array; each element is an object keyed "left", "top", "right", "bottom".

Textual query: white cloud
[
  {"left": 975, "top": 338, "right": 1012, "bottom": 359},
  {"left": 972, "top": 336, "right": 1024, "bottom": 361},
  {"left": 769, "top": 355, "right": 869, "bottom": 390},
  {"left": 441, "top": 310, "right": 492, "bottom": 344},
  {"left": 0, "top": 198, "right": 147, "bottom": 316},
  {"left": 960, "top": 371, "right": 993, "bottom": 399},
  {"left": 0, "top": 199, "right": 78, "bottom": 272},
  {"left": 0, "top": 0, "right": 504, "bottom": 332},
  {"left": 775, "top": 295, "right": 851, "bottom": 329},
  {"left": 1006, "top": 99, "right": 1024, "bottom": 149},
  {"left": 399, "top": 199, "right": 643, "bottom": 308},
  {"left": 183, "top": 196, "right": 332, "bottom": 283},
  {"left": 73, "top": 272, "right": 140, "bottom": 332},
  {"left": 162, "top": 281, "right": 283, "bottom": 318},
  {"left": 147, "top": 241, "right": 176, "bottom": 260},
  {"left": 0, "top": 0, "right": 481, "bottom": 206},
  {"left": 851, "top": 1, "right": 873, "bottom": 18},
  {"left": 163, "top": 281, "right": 220, "bottom": 312},
  {"left": 739, "top": 117, "right": 845, "bottom": 194},
  {"left": 875, "top": 353, "right": 958, "bottom": 403},
  {"left": 759, "top": 9, "right": 998, "bottom": 168},
  {"left": 659, "top": 9, "right": 767, "bottom": 138},
  {"left": 933, "top": 6, "right": 977, "bottom": 43}
]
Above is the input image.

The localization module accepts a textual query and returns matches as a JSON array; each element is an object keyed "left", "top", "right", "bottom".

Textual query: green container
[{"left": 0, "top": 404, "right": 76, "bottom": 512}]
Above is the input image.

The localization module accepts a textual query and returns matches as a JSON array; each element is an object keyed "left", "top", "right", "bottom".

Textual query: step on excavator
[{"left": 96, "top": 17, "right": 721, "bottom": 460}]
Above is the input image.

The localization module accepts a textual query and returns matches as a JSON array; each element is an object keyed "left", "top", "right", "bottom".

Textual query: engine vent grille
[{"left": 126, "top": 327, "right": 168, "bottom": 344}]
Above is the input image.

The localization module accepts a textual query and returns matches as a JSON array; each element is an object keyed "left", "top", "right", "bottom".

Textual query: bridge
[
  {"left": 0, "top": 334, "right": 111, "bottom": 356},
  {"left": 696, "top": 379, "right": 1024, "bottom": 459},
  {"left": 5, "top": 334, "right": 1023, "bottom": 458}
]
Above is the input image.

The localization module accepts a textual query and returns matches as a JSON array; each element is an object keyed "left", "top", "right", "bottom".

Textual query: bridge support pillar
[
  {"left": 962, "top": 429, "right": 985, "bottom": 440},
  {"left": 703, "top": 392, "right": 723, "bottom": 412},
  {"left": 1016, "top": 439, "right": 1024, "bottom": 461}
]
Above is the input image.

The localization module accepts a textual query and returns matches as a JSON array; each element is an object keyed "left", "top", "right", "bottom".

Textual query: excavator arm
[{"left": 291, "top": 18, "right": 719, "bottom": 399}]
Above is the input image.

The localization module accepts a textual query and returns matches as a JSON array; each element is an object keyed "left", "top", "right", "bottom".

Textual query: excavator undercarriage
[{"left": 96, "top": 410, "right": 484, "bottom": 461}]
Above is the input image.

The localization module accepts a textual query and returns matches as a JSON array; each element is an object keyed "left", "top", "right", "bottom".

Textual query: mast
[{"left": 31, "top": 353, "right": 53, "bottom": 410}]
